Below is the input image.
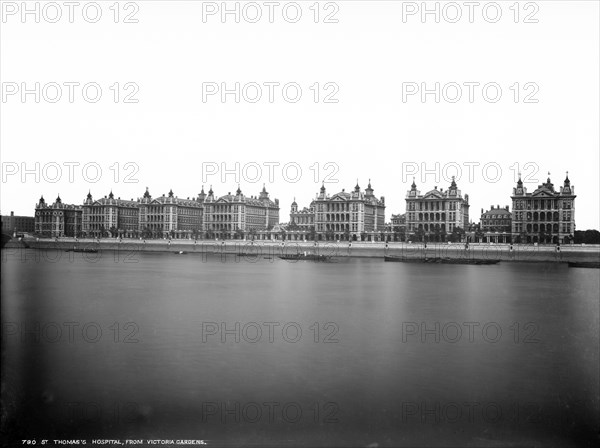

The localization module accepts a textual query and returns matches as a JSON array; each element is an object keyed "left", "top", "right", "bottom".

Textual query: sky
[{"left": 1, "top": 0, "right": 599, "bottom": 229}]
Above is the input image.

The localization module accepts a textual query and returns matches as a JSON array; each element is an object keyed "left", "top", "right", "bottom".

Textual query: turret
[
  {"left": 449, "top": 176, "right": 457, "bottom": 191},
  {"left": 513, "top": 173, "right": 524, "bottom": 196},
  {"left": 365, "top": 179, "right": 374, "bottom": 197},
  {"left": 318, "top": 182, "right": 326, "bottom": 199},
  {"left": 198, "top": 186, "right": 206, "bottom": 203},
  {"left": 561, "top": 171, "right": 573, "bottom": 195}
]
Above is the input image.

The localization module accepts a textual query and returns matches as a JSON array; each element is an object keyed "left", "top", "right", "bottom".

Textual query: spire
[
  {"left": 411, "top": 177, "right": 416, "bottom": 190},
  {"left": 168, "top": 189, "right": 174, "bottom": 198},
  {"left": 564, "top": 171, "right": 570, "bottom": 185},
  {"left": 143, "top": 187, "right": 151, "bottom": 199},
  {"left": 198, "top": 185, "right": 206, "bottom": 201},
  {"left": 517, "top": 172, "right": 523, "bottom": 186},
  {"left": 544, "top": 173, "right": 555, "bottom": 191},
  {"left": 87, "top": 190, "right": 92, "bottom": 200},
  {"left": 450, "top": 176, "right": 457, "bottom": 189},
  {"left": 292, "top": 196, "right": 297, "bottom": 205},
  {"left": 56, "top": 194, "right": 61, "bottom": 203},
  {"left": 262, "top": 183, "right": 267, "bottom": 193},
  {"left": 236, "top": 184, "right": 242, "bottom": 195},
  {"left": 364, "top": 179, "right": 374, "bottom": 196},
  {"left": 355, "top": 179, "right": 360, "bottom": 191},
  {"left": 109, "top": 190, "right": 114, "bottom": 199},
  {"left": 320, "top": 182, "right": 326, "bottom": 193},
  {"left": 208, "top": 185, "right": 213, "bottom": 195}
]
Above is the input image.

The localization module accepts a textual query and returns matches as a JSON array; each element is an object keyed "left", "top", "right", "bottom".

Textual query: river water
[{"left": 1, "top": 250, "right": 598, "bottom": 446}]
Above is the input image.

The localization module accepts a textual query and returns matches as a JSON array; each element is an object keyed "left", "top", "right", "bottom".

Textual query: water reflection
[{"left": 1, "top": 250, "right": 598, "bottom": 446}]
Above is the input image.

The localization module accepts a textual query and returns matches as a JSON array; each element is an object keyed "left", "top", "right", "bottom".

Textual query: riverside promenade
[{"left": 14, "top": 237, "right": 600, "bottom": 263}]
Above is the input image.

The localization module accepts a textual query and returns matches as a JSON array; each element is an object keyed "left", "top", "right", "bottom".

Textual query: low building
[
  {"left": 405, "top": 177, "right": 470, "bottom": 242},
  {"left": 1, "top": 211, "right": 35, "bottom": 236},
  {"left": 289, "top": 199, "right": 315, "bottom": 232},
  {"left": 511, "top": 173, "right": 576, "bottom": 244},
  {"left": 203, "top": 185, "right": 279, "bottom": 240},
  {"left": 34, "top": 195, "right": 82, "bottom": 237},
  {"left": 138, "top": 188, "right": 204, "bottom": 239},
  {"left": 83, "top": 190, "right": 140, "bottom": 238},
  {"left": 390, "top": 213, "right": 406, "bottom": 241},
  {"left": 311, "top": 181, "right": 386, "bottom": 241},
  {"left": 479, "top": 205, "right": 512, "bottom": 243}
]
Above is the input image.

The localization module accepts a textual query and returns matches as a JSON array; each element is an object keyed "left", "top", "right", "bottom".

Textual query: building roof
[
  {"left": 512, "top": 174, "right": 575, "bottom": 198},
  {"left": 481, "top": 207, "right": 511, "bottom": 218},
  {"left": 209, "top": 187, "right": 279, "bottom": 208}
]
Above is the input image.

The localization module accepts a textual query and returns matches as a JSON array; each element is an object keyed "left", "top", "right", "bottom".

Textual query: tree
[
  {"left": 142, "top": 226, "right": 152, "bottom": 239},
  {"left": 393, "top": 227, "right": 402, "bottom": 242},
  {"left": 415, "top": 227, "right": 425, "bottom": 242},
  {"left": 475, "top": 228, "right": 485, "bottom": 243},
  {"left": 343, "top": 228, "right": 350, "bottom": 241},
  {"left": 574, "top": 229, "right": 600, "bottom": 244},
  {"left": 450, "top": 226, "right": 465, "bottom": 243}
]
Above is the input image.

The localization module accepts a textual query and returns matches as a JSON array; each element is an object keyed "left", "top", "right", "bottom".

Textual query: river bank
[{"left": 10, "top": 238, "right": 600, "bottom": 263}]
